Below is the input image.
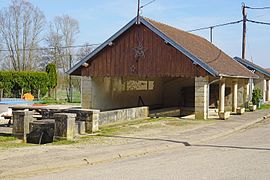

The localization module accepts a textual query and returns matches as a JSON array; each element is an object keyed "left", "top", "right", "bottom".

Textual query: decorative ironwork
[
  {"left": 129, "top": 64, "right": 136, "bottom": 73},
  {"left": 133, "top": 41, "right": 147, "bottom": 59}
]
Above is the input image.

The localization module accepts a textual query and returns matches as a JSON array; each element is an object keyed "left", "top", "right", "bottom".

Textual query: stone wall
[{"left": 99, "top": 106, "right": 149, "bottom": 126}]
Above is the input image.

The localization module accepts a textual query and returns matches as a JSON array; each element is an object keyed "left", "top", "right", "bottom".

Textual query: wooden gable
[{"left": 82, "top": 24, "right": 208, "bottom": 78}]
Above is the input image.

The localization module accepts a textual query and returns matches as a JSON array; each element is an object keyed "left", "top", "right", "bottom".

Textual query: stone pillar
[
  {"left": 232, "top": 80, "right": 238, "bottom": 112},
  {"left": 77, "top": 110, "right": 99, "bottom": 133},
  {"left": 195, "top": 76, "right": 209, "bottom": 120},
  {"left": 54, "top": 113, "right": 76, "bottom": 141},
  {"left": 66, "top": 109, "right": 100, "bottom": 133},
  {"left": 12, "top": 110, "right": 34, "bottom": 141},
  {"left": 81, "top": 76, "right": 92, "bottom": 109},
  {"left": 219, "top": 79, "right": 225, "bottom": 113},
  {"left": 267, "top": 80, "right": 270, "bottom": 101}
]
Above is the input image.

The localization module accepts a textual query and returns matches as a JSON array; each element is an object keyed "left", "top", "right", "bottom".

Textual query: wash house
[{"left": 68, "top": 17, "right": 257, "bottom": 119}]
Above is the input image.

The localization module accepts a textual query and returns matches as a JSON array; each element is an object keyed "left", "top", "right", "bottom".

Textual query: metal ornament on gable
[{"left": 130, "top": 24, "right": 147, "bottom": 73}]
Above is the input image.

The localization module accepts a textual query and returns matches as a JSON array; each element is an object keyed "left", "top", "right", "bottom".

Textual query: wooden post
[
  {"left": 136, "top": 0, "right": 141, "bottom": 24},
  {"left": 242, "top": 3, "right": 247, "bottom": 60},
  {"left": 38, "top": 89, "right": 40, "bottom": 100},
  {"left": 21, "top": 88, "right": 24, "bottom": 99},
  {"left": 0, "top": 89, "right": 3, "bottom": 101}
]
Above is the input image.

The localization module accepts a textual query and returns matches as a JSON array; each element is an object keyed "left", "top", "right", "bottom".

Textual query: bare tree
[
  {"left": 76, "top": 43, "right": 94, "bottom": 61},
  {"left": 0, "top": 0, "right": 45, "bottom": 71},
  {"left": 45, "top": 15, "right": 79, "bottom": 73}
]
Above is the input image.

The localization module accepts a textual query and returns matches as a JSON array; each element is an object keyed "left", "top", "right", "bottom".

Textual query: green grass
[
  {"left": 52, "top": 139, "right": 75, "bottom": 145},
  {"left": 258, "top": 104, "right": 270, "bottom": 110},
  {"left": 37, "top": 88, "right": 81, "bottom": 105},
  {"left": 0, "top": 135, "right": 16, "bottom": 142},
  {"left": 0, "top": 134, "right": 33, "bottom": 149}
]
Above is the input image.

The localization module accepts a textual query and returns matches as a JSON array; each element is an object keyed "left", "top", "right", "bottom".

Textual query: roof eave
[
  {"left": 219, "top": 74, "right": 259, "bottom": 79},
  {"left": 234, "top": 57, "right": 270, "bottom": 78}
]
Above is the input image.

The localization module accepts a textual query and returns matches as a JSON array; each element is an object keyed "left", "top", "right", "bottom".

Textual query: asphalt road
[{"left": 28, "top": 119, "right": 270, "bottom": 180}]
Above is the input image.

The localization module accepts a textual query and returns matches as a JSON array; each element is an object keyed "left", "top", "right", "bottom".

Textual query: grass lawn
[{"left": 0, "top": 134, "right": 34, "bottom": 149}]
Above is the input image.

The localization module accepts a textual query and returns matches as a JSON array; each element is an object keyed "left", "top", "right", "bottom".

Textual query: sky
[{"left": 1, "top": 0, "right": 270, "bottom": 67}]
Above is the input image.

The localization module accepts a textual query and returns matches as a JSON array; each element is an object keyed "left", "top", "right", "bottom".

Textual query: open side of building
[
  {"left": 68, "top": 17, "right": 258, "bottom": 120},
  {"left": 234, "top": 57, "right": 270, "bottom": 103}
]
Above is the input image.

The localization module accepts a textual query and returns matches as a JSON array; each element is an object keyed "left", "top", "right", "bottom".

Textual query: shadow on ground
[{"left": 101, "top": 135, "right": 270, "bottom": 151}]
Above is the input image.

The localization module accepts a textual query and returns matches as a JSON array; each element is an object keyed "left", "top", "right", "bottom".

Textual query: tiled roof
[
  {"left": 144, "top": 18, "right": 257, "bottom": 78},
  {"left": 234, "top": 57, "right": 270, "bottom": 78}
]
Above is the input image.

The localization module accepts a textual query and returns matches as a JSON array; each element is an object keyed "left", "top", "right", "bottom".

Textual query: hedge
[{"left": 0, "top": 71, "right": 49, "bottom": 98}]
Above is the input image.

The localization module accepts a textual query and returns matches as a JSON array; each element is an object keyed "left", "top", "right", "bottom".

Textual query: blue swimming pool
[{"left": 0, "top": 98, "right": 40, "bottom": 105}]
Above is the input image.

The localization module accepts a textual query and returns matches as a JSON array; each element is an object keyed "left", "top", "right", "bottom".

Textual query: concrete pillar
[
  {"left": 267, "top": 80, "right": 270, "bottom": 101},
  {"left": 219, "top": 79, "right": 225, "bottom": 113},
  {"left": 243, "top": 80, "right": 250, "bottom": 107},
  {"left": 263, "top": 79, "right": 267, "bottom": 102},
  {"left": 232, "top": 80, "right": 238, "bottom": 112},
  {"left": 54, "top": 113, "right": 76, "bottom": 141},
  {"left": 81, "top": 76, "right": 92, "bottom": 109},
  {"left": 12, "top": 110, "right": 34, "bottom": 141},
  {"left": 195, "top": 76, "right": 209, "bottom": 120}
]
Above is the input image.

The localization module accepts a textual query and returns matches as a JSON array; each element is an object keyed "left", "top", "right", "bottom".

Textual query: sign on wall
[{"left": 124, "top": 80, "right": 154, "bottom": 91}]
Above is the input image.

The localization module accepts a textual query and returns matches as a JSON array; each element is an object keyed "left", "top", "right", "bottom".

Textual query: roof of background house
[
  {"left": 265, "top": 68, "right": 270, "bottom": 73},
  {"left": 68, "top": 17, "right": 257, "bottom": 78},
  {"left": 234, "top": 57, "right": 270, "bottom": 78}
]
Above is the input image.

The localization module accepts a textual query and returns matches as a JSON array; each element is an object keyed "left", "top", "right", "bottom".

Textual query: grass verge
[
  {"left": 0, "top": 117, "right": 213, "bottom": 148},
  {"left": 0, "top": 134, "right": 34, "bottom": 149},
  {"left": 258, "top": 104, "right": 270, "bottom": 110}
]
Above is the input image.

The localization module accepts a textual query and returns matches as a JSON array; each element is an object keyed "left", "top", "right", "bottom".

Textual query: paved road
[{"left": 28, "top": 119, "right": 270, "bottom": 180}]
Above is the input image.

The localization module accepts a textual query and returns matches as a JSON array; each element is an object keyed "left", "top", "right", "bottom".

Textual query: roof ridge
[
  {"left": 142, "top": 17, "right": 212, "bottom": 45},
  {"left": 142, "top": 17, "right": 236, "bottom": 59}
]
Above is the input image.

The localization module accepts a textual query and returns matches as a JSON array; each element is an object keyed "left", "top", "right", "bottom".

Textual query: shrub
[
  {"left": 46, "top": 63, "right": 58, "bottom": 97},
  {"left": 46, "top": 63, "right": 57, "bottom": 90},
  {"left": 252, "top": 88, "right": 263, "bottom": 105},
  {"left": 0, "top": 71, "right": 49, "bottom": 98}
]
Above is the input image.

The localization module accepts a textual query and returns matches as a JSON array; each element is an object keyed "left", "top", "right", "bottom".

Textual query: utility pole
[
  {"left": 136, "top": 0, "right": 141, "bottom": 24},
  {"left": 68, "top": 54, "right": 73, "bottom": 102},
  {"left": 242, "top": 3, "right": 247, "bottom": 60},
  {"left": 210, "top": 27, "right": 213, "bottom": 43}
]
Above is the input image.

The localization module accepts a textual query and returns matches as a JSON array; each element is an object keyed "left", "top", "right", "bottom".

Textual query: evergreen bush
[
  {"left": 252, "top": 88, "right": 263, "bottom": 106},
  {"left": 0, "top": 71, "right": 49, "bottom": 98}
]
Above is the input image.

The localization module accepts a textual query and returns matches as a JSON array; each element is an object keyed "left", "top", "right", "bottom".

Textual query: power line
[
  {"left": 247, "top": 19, "right": 270, "bottom": 25},
  {"left": 0, "top": 43, "right": 101, "bottom": 52},
  {"left": 246, "top": 6, "right": 270, "bottom": 10},
  {"left": 140, "top": 0, "right": 156, "bottom": 9},
  {"left": 187, "top": 20, "right": 243, "bottom": 32}
]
